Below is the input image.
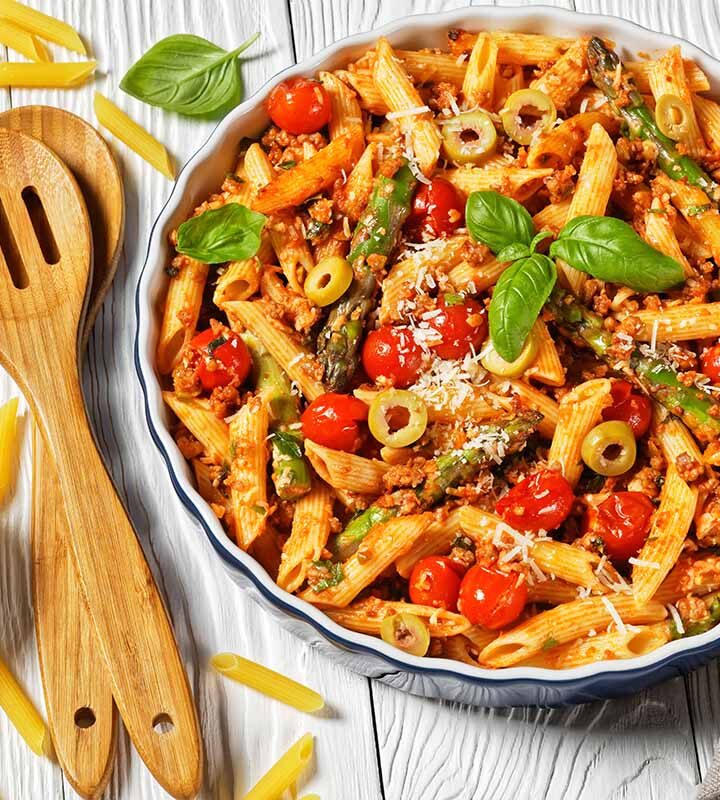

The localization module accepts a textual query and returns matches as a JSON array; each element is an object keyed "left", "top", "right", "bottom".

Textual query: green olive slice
[
  {"left": 441, "top": 110, "right": 497, "bottom": 164},
  {"left": 655, "top": 93, "right": 693, "bottom": 141},
  {"left": 304, "top": 256, "right": 353, "bottom": 306},
  {"left": 368, "top": 388, "right": 428, "bottom": 448},
  {"left": 481, "top": 331, "right": 539, "bottom": 378},
  {"left": 581, "top": 420, "right": 637, "bottom": 476},
  {"left": 380, "top": 612, "right": 430, "bottom": 657},
  {"left": 500, "top": 89, "right": 557, "bottom": 146}
]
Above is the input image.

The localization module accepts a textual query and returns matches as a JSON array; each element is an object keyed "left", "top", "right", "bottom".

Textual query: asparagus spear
[
  {"left": 549, "top": 287, "right": 720, "bottom": 442},
  {"left": 242, "top": 334, "right": 312, "bottom": 500},
  {"left": 586, "top": 37, "right": 720, "bottom": 203},
  {"left": 330, "top": 412, "right": 542, "bottom": 560},
  {"left": 316, "top": 161, "right": 417, "bottom": 391}
]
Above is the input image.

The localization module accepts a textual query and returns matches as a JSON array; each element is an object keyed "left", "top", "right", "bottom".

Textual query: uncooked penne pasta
[
  {"left": 632, "top": 465, "right": 699, "bottom": 605},
  {"left": 94, "top": 92, "right": 174, "bottom": 179},
  {"left": 242, "top": 733, "right": 314, "bottom": 800},
  {"left": 327, "top": 597, "right": 471, "bottom": 638},
  {"left": 0, "top": 0, "right": 85, "bottom": 53},
  {"left": 0, "top": 18, "right": 49, "bottom": 61},
  {"left": 211, "top": 652, "right": 324, "bottom": 712},
  {"left": 277, "top": 482, "right": 333, "bottom": 593},
  {"left": 0, "top": 654, "right": 48, "bottom": 756},
  {"left": 0, "top": 397, "right": 19, "bottom": 505},
  {"left": 548, "top": 379, "right": 612, "bottom": 487},
  {"left": 229, "top": 397, "right": 270, "bottom": 550}
]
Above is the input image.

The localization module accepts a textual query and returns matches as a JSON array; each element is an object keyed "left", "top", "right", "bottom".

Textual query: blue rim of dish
[{"left": 134, "top": 4, "right": 720, "bottom": 695}]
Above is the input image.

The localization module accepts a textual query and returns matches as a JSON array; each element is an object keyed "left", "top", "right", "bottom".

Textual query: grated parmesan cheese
[
  {"left": 667, "top": 603, "right": 685, "bottom": 635},
  {"left": 387, "top": 105, "right": 431, "bottom": 119},
  {"left": 601, "top": 596, "right": 627, "bottom": 635},
  {"left": 650, "top": 319, "right": 660, "bottom": 353},
  {"left": 628, "top": 557, "right": 661, "bottom": 570}
]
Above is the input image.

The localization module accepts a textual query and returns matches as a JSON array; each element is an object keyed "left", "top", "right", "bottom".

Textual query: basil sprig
[
  {"left": 489, "top": 252, "right": 557, "bottom": 362},
  {"left": 120, "top": 33, "right": 260, "bottom": 118},
  {"left": 466, "top": 191, "right": 556, "bottom": 362},
  {"left": 550, "top": 216, "right": 685, "bottom": 292},
  {"left": 177, "top": 204, "right": 266, "bottom": 263}
]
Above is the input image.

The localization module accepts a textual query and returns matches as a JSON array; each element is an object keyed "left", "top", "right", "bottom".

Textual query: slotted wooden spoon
[
  {"left": 0, "top": 105, "right": 124, "bottom": 800},
  {"left": 0, "top": 128, "right": 202, "bottom": 799}
]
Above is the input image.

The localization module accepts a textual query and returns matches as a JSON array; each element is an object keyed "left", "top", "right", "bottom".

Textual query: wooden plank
[{"left": 0, "top": 1, "right": 380, "bottom": 799}]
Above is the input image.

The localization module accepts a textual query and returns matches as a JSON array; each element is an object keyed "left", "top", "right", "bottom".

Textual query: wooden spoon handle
[
  {"left": 33, "top": 366, "right": 203, "bottom": 800},
  {"left": 32, "top": 424, "right": 117, "bottom": 800}
]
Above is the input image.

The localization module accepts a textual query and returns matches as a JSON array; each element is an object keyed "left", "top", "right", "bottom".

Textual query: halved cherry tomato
[
  {"left": 191, "top": 328, "right": 252, "bottom": 391},
  {"left": 601, "top": 380, "right": 652, "bottom": 438},
  {"left": 406, "top": 178, "right": 465, "bottom": 240},
  {"left": 301, "top": 392, "right": 368, "bottom": 452},
  {"left": 496, "top": 469, "right": 575, "bottom": 532},
  {"left": 408, "top": 556, "right": 462, "bottom": 611},
  {"left": 267, "top": 78, "right": 331, "bottom": 135},
  {"left": 583, "top": 491, "right": 655, "bottom": 562},
  {"left": 701, "top": 343, "right": 720, "bottom": 384},
  {"left": 458, "top": 565, "right": 527, "bottom": 629},
  {"left": 429, "top": 294, "right": 488, "bottom": 360},
  {"left": 362, "top": 326, "right": 425, "bottom": 388}
]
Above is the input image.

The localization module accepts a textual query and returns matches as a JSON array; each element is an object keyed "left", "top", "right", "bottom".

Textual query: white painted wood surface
[{"left": 0, "top": 1, "right": 718, "bottom": 799}]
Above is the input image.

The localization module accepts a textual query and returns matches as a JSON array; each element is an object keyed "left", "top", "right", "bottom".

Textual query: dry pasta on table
[{"left": 156, "top": 27, "right": 720, "bottom": 670}]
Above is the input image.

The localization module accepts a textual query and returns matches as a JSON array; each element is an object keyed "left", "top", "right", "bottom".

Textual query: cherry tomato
[
  {"left": 458, "top": 565, "right": 527, "bottom": 629},
  {"left": 583, "top": 491, "right": 655, "bottom": 562},
  {"left": 701, "top": 343, "right": 720, "bottom": 384},
  {"left": 190, "top": 328, "right": 252, "bottom": 391},
  {"left": 429, "top": 294, "right": 488, "bottom": 360},
  {"left": 362, "top": 326, "right": 425, "bottom": 388},
  {"left": 267, "top": 78, "right": 331, "bottom": 135},
  {"left": 408, "top": 556, "right": 462, "bottom": 610},
  {"left": 301, "top": 392, "right": 368, "bottom": 452},
  {"left": 406, "top": 178, "right": 465, "bottom": 240},
  {"left": 601, "top": 380, "right": 652, "bottom": 438},
  {"left": 496, "top": 469, "right": 575, "bottom": 532}
]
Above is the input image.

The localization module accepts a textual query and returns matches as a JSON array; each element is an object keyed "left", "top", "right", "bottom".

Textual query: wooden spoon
[
  {"left": 0, "top": 128, "right": 202, "bottom": 800},
  {"left": 0, "top": 106, "right": 123, "bottom": 800}
]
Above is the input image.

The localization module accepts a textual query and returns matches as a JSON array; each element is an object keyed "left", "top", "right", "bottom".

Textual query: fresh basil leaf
[
  {"left": 466, "top": 190, "right": 535, "bottom": 255},
  {"left": 120, "top": 32, "right": 260, "bottom": 118},
  {"left": 550, "top": 215, "right": 685, "bottom": 292},
  {"left": 496, "top": 242, "right": 530, "bottom": 263},
  {"left": 177, "top": 204, "right": 266, "bottom": 263},
  {"left": 489, "top": 253, "right": 557, "bottom": 361},
  {"left": 530, "top": 230, "right": 553, "bottom": 252}
]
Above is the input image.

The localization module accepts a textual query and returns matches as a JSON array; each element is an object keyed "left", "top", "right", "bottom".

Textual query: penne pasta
[
  {"left": 632, "top": 464, "right": 699, "bottom": 605},
  {"left": 437, "top": 166, "right": 552, "bottom": 202},
  {"left": 529, "top": 38, "right": 589, "bottom": 109},
  {"left": 693, "top": 94, "right": 720, "bottom": 152},
  {"left": 299, "top": 514, "right": 432, "bottom": 608},
  {"left": 277, "top": 482, "right": 333, "bottom": 593},
  {"left": 491, "top": 377, "right": 560, "bottom": 439},
  {"left": 548, "top": 378, "right": 612, "bottom": 487},
  {"left": 0, "top": 397, "right": 19, "bottom": 504},
  {"left": 0, "top": 0, "right": 85, "bottom": 53},
  {"left": 0, "top": 654, "right": 49, "bottom": 756},
  {"left": 0, "top": 18, "right": 49, "bottom": 61},
  {"left": 94, "top": 92, "right": 174, "bottom": 179},
  {"left": 225, "top": 300, "right": 326, "bottom": 401},
  {"left": 162, "top": 392, "right": 229, "bottom": 465},
  {"left": 334, "top": 142, "right": 376, "bottom": 223},
  {"left": 478, "top": 594, "right": 667, "bottom": 668},
  {"left": 0, "top": 60, "right": 95, "bottom": 87},
  {"left": 451, "top": 30, "right": 574, "bottom": 66},
  {"left": 242, "top": 733, "right": 314, "bottom": 800},
  {"left": 643, "top": 197, "right": 693, "bottom": 277},
  {"left": 304, "top": 440, "right": 389, "bottom": 494},
  {"left": 395, "top": 507, "right": 464, "bottom": 578},
  {"left": 626, "top": 58, "right": 709, "bottom": 94},
  {"left": 527, "top": 111, "right": 618, "bottom": 170},
  {"left": 373, "top": 37, "right": 442, "bottom": 176},
  {"left": 327, "top": 597, "right": 471, "bottom": 638},
  {"left": 319, "top": 70, "right": 364, "bottom": 152},
  {"left": 211, "top": 652, "right": 324, "bottom": 712},
  {"left": 462, "top": 32, "right": 498, "bottom": 109},
  {"left": 525, "top": 319, "right": 565, "bottom": 387},
  {"left": 229, "top": 397, "right": 270, "bottom": 550},
  {"left": 631, "top": 303, "right": 720, "bottom": 342}
]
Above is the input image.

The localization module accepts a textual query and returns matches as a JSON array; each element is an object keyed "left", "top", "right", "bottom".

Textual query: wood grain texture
[{"left": 1, "top": 2, "right": 720, "bottom": 800}]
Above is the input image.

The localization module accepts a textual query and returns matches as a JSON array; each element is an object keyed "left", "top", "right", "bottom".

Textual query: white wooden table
[{"left": 1, "top": 1, "right": 720, "bottom": 798}]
